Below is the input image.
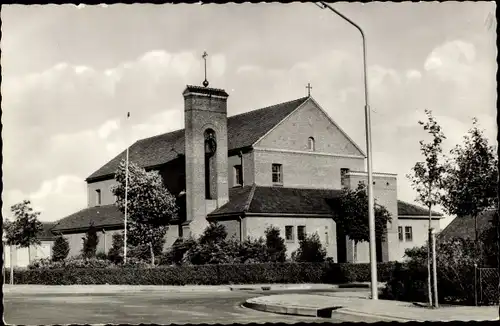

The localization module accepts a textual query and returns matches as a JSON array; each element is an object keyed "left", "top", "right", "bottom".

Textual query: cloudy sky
[{"left": 1, "top": 2, "right": 497, "bottom": 229}]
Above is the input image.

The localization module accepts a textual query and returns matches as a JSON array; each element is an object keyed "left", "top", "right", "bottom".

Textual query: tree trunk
[
  {"left": 427, "top": 207, "right": 433, "bottom": 308},
  {"left": 10, "top": 246, "right": 14, "bottom": 285},
  {"left": 353, "top": 241, "right": 358, "bottom": 263},
  {"left": 474, "top": 214, "right": 481, "bottom": 265},
  {"left": 150, "top": 242, "right": 154, "bottom": 267}
]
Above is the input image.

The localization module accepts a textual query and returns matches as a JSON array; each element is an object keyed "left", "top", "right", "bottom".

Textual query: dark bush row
[{"left": 12, "top": 261, "right": 398, "bottom": 285}]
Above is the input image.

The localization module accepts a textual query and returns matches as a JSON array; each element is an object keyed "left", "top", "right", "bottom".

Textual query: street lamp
[
  {"left": 124, "top": 112, "right": 131, "bottom": 264},
  {"left": 316, "top": 1, "right": 378, "bottom": 300}
]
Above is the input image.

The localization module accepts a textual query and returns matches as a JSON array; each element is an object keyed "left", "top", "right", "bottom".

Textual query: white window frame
[
  {"left": 297, "top": 225, "right": 306, "bottom": 241},
  {"left": 404, "top": 226, "right": 413, "bottom": 242},
  {"left": 398, "top": 226, "right": 404, "bottom": 242},
  {"left": 272, "top": 163, "right": 283, "bottom": 185}
]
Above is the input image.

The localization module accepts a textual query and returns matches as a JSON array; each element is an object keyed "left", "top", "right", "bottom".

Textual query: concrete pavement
[
  {"left": 3, "top": 282, "right": 374, "bottom": 294},
  {"left": 4, "top": 287, "right": 385, "bottom": 324},
  {"left": 245, "top": 292, "right": 499, "bottom": 322}
]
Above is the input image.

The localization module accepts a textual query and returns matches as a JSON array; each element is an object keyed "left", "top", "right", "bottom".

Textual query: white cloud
[
  {"left": 97, "top": 119, "right": 120, "bottom": 139},
  {"left": 2, "top": 175, "right": 86, "bottom": 222},
  {"left": 211, "top": 53, "right": 226, "bottom": 78},
  {"left": 424, "top": 40, "right": 478, "bottom": 86},
  {"left": 236, "top": 65, "right": 262, "bottom": 74},
  {"left": 406, "top": 69, "right": 422, "bottom": 81}
]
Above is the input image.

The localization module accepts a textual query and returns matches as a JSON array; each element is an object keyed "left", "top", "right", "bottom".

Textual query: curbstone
[
  {"left": 334, "top": 308, "right": 416, "bottom": 322},
  {"left": 242, "top": 301, "right": 336, "bottom": 318}
]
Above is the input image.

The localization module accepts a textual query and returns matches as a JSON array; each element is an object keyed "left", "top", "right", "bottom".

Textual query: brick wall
[
  {"left": 244, "top": 216, "right": 337, "bottom": 261},
  {"left": 396, "top": 217, "right": 441, "bottom": 261},
  {"left": 87, "top": 179, "right": 118, "bottom": 207},
  {"left": 253, "top": 149, "right": 364, "bottom": 189},
  {"left": 256, "top": 98, "right": 364, "bottom": 156},
  {"left": 344, "top": 172, "right": 399, "bottom": 263}
]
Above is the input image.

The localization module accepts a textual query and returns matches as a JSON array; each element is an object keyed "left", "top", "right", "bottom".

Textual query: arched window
[{"left": 308, "top": 137, "right": 315, "bottom": 151}]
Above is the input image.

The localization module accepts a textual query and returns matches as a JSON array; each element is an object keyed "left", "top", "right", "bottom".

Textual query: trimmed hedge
[{"left": 12, "top": 261, "right": 397, "bottom": 285}]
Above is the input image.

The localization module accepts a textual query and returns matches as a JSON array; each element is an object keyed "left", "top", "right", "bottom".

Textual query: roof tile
[
  {"left": 439, "top": 209, "right": 497, "bottom": 241},
  {"left": 86, "top": 97, "right": 309, "bottom": 181}
]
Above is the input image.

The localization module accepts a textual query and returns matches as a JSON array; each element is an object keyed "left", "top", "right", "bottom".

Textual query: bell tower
[{"left": 183, "top": 85, "right": 229, "bottom": 237}]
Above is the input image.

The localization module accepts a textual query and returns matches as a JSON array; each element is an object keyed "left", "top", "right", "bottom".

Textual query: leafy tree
[
  {"left": 238, "top": 237, "right": 267, "bottom": 263},
  {"left": 441, "top": 118, "right": 498, "bottom": 261},
  {"left": 334, "top": 182, "right": 392, "bottom": 262},
  {"left": 4, "top": 200, "right": 44, "bottom": 285},
  {"left": 407, "top": 109, "right": 446, "bottom": 307},
  {"left": 479, "top": 212, "right": 499, "bottom": 268},
  {"left": 264, "top": 226, "right": 287, "bottom": 262},
  {"left": 294, "top": 233, "right": 327, "bottom": 263},
  {"left": 385, "top": 237, "right": 482, "bottom": 305},
  {"left": 112, "top": 160, "right": 178, "bottom": 265},
  {"left": 4, "top": 200, "right": 44, "bottom": 249},
  {"left": 51, "top": 235, "right": 70, "bottom": 262},
  {"left": 81, "top": 223, "right": 99, "bottom": 258},
  {"left": 161, "top": 237, "right": 197, "bottom": 265},
  {"left": 107, "top": 232, "right": 124, "bottom": 264},
  {"left": 183, "top": 223, "right": 234, "bottom": 265},
  {"left": 198, "top": 222, "right": 227, "bottom": 245}
]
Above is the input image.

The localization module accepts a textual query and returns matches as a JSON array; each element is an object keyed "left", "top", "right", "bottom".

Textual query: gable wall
[{"left": 255, "top": 99, "right": 364, "bottom": 156}]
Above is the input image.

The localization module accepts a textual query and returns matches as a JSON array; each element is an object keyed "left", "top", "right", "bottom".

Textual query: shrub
[
  {"left": 51, "top": 235, "right": 70, "bottom": 262},
  {"left": 96, "top": 252, "right": 108, "bottom": 260},
  {"left": 28, "top": 257, "right": 114, "bottom": 270},
  {"left": 238, "top": 237, "right": 267, "bottom": 263},
  {"left": 264, "top": 226, "right": 286, "bottom": 262},
  {"left": 198, "top": 222, "right": 227, "bottom": 245},
  {"left": 294, "top": 233, "right": 327, "bottom": 263},
  {"left": 382, "top": 237, "right": 481, "bottom": 305},
  {"left": 160, "top": 237, "right": 196, "bottom": 265},
  {"left": 19, "top": 261, "right": 398, "bottom": 285},
  {"left": 107, "top": 233, "right": 124, "bottom": 264},
  {"left": 81, "top": 224, "right": 99, "bottom": 258}
]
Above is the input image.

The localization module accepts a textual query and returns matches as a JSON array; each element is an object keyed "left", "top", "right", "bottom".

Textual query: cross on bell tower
[
  {"left": 306, "top": 83, "right": 312, "bottom": 97},
  {"left": 202, "top": 51, "right": 209, "bottom": 87}
]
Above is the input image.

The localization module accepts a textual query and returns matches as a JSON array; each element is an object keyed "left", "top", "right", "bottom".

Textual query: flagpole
[{"left": 124, "top": 112, "right": 130, "bottom": 264}]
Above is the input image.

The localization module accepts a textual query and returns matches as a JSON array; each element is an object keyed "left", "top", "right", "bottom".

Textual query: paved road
[{"left": 4, "top": 289, "right": 384, "bottom": 324}]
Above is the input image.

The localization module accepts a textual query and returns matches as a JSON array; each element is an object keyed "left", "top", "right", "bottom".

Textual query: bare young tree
[{"left": 407, "top": 110, "right": 446, "bottom": 308}]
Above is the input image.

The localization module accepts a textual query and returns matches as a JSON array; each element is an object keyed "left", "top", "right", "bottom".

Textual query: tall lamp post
[
  {"left": 124, "top": 111, "right": 131, "bottom": 264},
  {"left": 317, "top": 1, "right": 378, "bottom": 300}
]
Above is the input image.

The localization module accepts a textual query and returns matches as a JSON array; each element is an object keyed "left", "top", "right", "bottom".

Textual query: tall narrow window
[
  {"left": 398, "top": 226, "right": 403, "bottom": 242},
  {"left": 308, "top": 137, "right": 315, "bottom": 151},
  {"left": 340, "top": 168, "right": 350, "bottom": 189},
  {"left": 96, "top": 189, "right": 102, "bottom": 206},
  {"left": 404, "top": 226, "right": 413, "bottom": 242},
  {"left": 234, "top": 165, "right": 243, "bottom": 186},
  {"left": 285, "top": 226, "right": 294, "bottom": 242},
  {"left": 272, "top": 164, "right": 283, "bottom": 185},
  {"left": 297, "top": 226, "right": 306, "bottom": 241}
]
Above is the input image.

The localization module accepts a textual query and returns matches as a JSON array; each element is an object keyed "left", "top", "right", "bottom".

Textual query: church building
[{"left": 51, "top": 83, "right": 442, "bottom": 263}]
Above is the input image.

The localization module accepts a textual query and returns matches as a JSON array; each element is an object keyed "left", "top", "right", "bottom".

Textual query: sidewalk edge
[
  {"left": 243, "top": 301, "right": 320, "bottom": 317},
  {"left": 335, "top": 308, "right": 418, "bottom": 322}
]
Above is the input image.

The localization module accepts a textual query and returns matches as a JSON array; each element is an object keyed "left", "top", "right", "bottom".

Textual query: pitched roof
[
  {"left": 38, "top": 222, "right": 58, "bottom": 241},
  {"left": 53, "top": 187, "right": 447, "bottom": 232},
  {"left": 86, "top": 97, "right": 309, "bottom": 182},
  {"left": 208, "top": 186, "right": 342, "bottom": 217},
  {"left": 397, "top": 201, "right": 443, "bottom": 217},
  {"left": 439, "top": 209, "right": 498, "bottom": 241},
  {"left": 52, "top": 205, "right": 124, "bottom": 233}
]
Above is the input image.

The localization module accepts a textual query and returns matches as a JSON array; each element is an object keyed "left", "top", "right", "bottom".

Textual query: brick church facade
[{"left": 51, "top": 84, "right": 442, "bottom": 263}]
